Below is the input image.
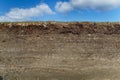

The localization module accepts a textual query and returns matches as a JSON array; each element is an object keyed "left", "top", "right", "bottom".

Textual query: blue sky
[{"left": 0, "top": 0, "right": 120, "bottom": 22}]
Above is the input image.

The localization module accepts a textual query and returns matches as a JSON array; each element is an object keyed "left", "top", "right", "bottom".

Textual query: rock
[{"left": 0, "top": 76, "right": 3, "bottom": 80}]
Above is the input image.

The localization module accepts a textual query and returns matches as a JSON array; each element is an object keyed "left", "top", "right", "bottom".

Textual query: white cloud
[
  {"left": 55, "top": 0, "right": 120, "bottom": 13},
  {"left": 55, "top": 2, "right": 73, "bottom": 13},
  {"left": 0, "top": 3, "right": 55, "bottom": 22}
]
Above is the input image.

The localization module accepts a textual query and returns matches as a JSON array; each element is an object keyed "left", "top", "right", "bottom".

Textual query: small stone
[
  {"left": 0, "top": 76, "right": 3, "bottom": 80},
  {"left": 2, "top": 40, "right": 6, "bottom": 43}
]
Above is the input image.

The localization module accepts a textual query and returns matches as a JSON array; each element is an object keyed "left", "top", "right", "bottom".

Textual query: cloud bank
[
  {"left": 55, "top": 0, "right": 120, "bottom": 13},
  {"left": 0, "top": 3, "right": 54, "bottom": 22}
]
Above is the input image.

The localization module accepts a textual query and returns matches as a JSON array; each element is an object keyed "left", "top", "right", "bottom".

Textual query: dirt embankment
[
  {"left": 1, "top": 22, "right": 120, "bottom": 80},
  {"left": 0, "top": 22, "right": 120, "bottom": 35}
]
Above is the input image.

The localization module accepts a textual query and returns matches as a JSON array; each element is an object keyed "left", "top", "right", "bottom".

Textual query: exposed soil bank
[{"left": 0, "top": 22, "right": 120, "bottom": 80}]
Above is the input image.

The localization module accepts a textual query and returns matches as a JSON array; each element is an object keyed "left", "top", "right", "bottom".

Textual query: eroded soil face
[{"left": 0, "top": 22, "right": 120, "bottom": 80}]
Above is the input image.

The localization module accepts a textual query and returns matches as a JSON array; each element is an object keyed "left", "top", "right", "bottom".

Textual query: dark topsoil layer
[{"left": 0, "top": 22, "right": 120, "bottom": 35}]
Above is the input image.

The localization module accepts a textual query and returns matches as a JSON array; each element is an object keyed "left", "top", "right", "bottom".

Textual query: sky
[{"left": 0, "top": 0, "right": 120, "bottom": 22}]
